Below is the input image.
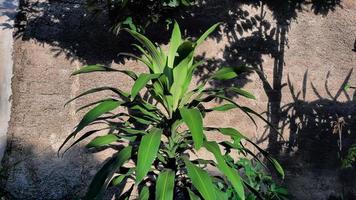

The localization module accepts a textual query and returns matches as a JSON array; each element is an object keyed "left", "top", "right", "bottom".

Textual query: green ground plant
[
  {"left": 60, "top": 22, "right": 285, "bottom": 199},
  {"left": 341, "top": 83, "right": 356, "bottom": 169}
]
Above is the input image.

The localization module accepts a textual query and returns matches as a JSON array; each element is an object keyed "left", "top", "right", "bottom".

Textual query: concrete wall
[
  {"left": 0, "top": 0, "right": 17, "bottom": 162},
  {"left": 1, "top": 0, "right": 356, "bottom": 199}
]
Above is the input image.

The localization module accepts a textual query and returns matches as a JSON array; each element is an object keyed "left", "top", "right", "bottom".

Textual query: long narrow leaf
[
  {"left": 86, "top": 134, "right": 119, "bottom": 148},
  {"left": 64, "top": 87, "right": 129, "bottom": 107},
  {"left": 136, "top": 128, "right": 162, "bottom": 184},
  {"left": 168, "top": 22, "right": 182, "bottom": 68},
  {"left": 71, "top": 64, "right": 118, "bottom": 75},
  {"left": 184, "top": 159, "right": 216, "bottom": 200},
  {"left": 125, "top": 29, "right": 164, "bottom": 73},
  {"left": 71, "top": 64, "right": 138, "bottom": 80},
  {"left": 179, "top": 108, "right": 204, "bottom": 150},
  {"left": 139, "top": 186, "right": 150, "bottom": 200},
  {"left": 131, "top": 73, "right": 161, "bottom": 101},
  {"left": 84, "top": 146, "right": 132, "bottom": 199},
  {"left": 212, "top": 67, "right": 238, "bottom": 80},
  {"left": 204, "top": 141, "right": 245, "bottom": 200},
  {"left": 196, "top": 23, "right": 221, "bottom": 46},
  {"left": 59, "top": 100, "right": 121, "bottom": 153},
  {"left": 155, "top": 169, "right": 175, "bottom": 200}
]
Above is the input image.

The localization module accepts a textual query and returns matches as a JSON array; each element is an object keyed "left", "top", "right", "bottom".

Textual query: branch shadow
[{"left": 276, "top": 70, "right": 356, "bottom": 199}]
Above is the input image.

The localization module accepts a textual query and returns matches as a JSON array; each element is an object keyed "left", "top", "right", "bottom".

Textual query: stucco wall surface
[{"left": 1, "top": 0, "right": 356, "bottom": 199}]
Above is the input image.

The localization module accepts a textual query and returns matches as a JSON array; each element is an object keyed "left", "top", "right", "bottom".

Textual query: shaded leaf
[
  {"left": 196, "top": 23, "right": 221, "bottom": 46},
  {"left": 227, "top": 87, "right": 256, "bottom": 100},
  {"left": 188, "top": 188, "right": 201, "bottom": 200},
  {"left": 84, "top": 146, "right": 132, "bottom": 199},
  {"left": 205, "top": 103, "right": 237, "bottom": 112},
  {"left": 212, "top": 67, "right": 238, "bottom": 80}
]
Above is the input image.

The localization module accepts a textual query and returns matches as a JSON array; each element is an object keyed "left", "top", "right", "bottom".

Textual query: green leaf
[
  {"left": 269, "top": 157, "right": 285, "bottom": 179},
  {"left": 73, "top": 99, "right": 120, "bottom": 134},
  {"left": 168, "top": 22, "right": 182, "bottom": 68},
  {"left": 155, "top": 169, "right": 175, "bottom": 200},
  {"left": 204, "top": 141, "right": 245, "bottom": 200},
  {"left": 212, "top": 67, "right": 238, "bottom": 80},
  {"left": 86, "top": 134, "right": 119, "bottom": 148},
  {"left": 227, "top": 87, "right": 256, "bottom": 100},
  {"left": 76, "top": 98, "right": 120, "bottom": 113},
  {"left": 344, "top": 83, "right": 351, "bottom": 91},
  {"left": 196, "top": 23, "right": 221, "bottom": 46},
  {"left": 131, "top": 73, "right": 161, "bottom": 101},
  {"left": 136, "top": 128, "right": 162, "bottom": 184},
  {"left": 205, "top": 103, "right": 237, "bottom": 112},
  {"left": 71, "top": 64, "right": 138, "bottom": 80},
  {"left": 179, "top": 108, "right": 204, "bottom": 150},
  {"left": 175, "top": 41, "right": 194, "bottom": 65},
  {"left": 59, "top": 100, "right": 121, "bottom": 153},
  {"left": 84, "top": 146, "right": 132, "bottom": 199},
  {"left": 63, "top": 128, "right": 109, "bottom": 154},
  {"left": 188, "top": 188, "right": 201, "bottom": 200},
  {"left": 246, "top": 139, "right": 285, "bottom": 179},
  {"left": 71, "top": 64, "right": 117, "bottom": 75},
  {"left": 139, "top": 186, "right": 150, "bottom": 200},
  {"left": 170, "top": 53, "right": 192, "bottom": 110},
  {"left": 64, "top": 87, "right": 129, "bottom": 107},
  {"left": 216, "top": 127, "right": 246, "bottom": 142},
  {"left": 125, "top": 29, "right": 165, "bottom": 73},
  {"left": 119, "top": 127, "right": 146, "bottom": 135},
  {"left": 129, "top": 104, "right": 161, "bottom": 121},
  {"left": 184, "top": 159, "right": 217, "bottom": 200}
]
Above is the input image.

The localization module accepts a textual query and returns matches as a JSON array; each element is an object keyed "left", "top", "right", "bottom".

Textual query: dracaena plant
[{"left": 60, "top": 22, "right": 285, "bottom": 200}]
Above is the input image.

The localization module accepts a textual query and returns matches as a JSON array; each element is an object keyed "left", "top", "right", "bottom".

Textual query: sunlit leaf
[
  {"left": 131, "top": 73, "right": 161, "bottom": 101},
  {"left": 59, "top": 100, "right": 121, "bottom": 153},
  {"left": 179, "top": 108, "right": 204, "bottom": 150},
  {"left": 184, "top": 159, "right": 217, "bottom": 200},
  {"left": 168, "top": 21, "right": 182, "bottom": 68},
  {"left": 155, "top": 169, "right": 175, "bottom": 200},
  {"left": 204, "top": 141, "right": 245, "bottom": 200},
  {"left": 139, "top": 186, "right": 150, "bottom": 200},
  {"left": 86, "top": 134, "right": 119, "bottom": 148},
  {"left": 136, "top": 128, "right": 162, "bottom": 184}
]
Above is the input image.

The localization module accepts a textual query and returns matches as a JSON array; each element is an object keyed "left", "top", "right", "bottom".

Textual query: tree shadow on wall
[
  {"left": 273, "top": 70, "right": 356, "bottom": 199},
  {"left": 181, "top": 0, "right": 344, "bottom": 155}
]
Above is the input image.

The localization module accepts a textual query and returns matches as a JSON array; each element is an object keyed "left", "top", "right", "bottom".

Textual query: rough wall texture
[{"left": 1, "top": 0, "right": 356, "bottom": 199}]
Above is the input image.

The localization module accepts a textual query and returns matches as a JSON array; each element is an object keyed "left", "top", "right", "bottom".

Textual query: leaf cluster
[{"left": 60, "top": 22, "right": 284, "bottom": 200}]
